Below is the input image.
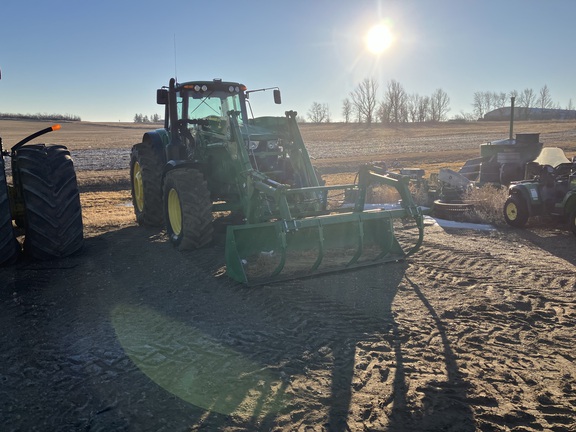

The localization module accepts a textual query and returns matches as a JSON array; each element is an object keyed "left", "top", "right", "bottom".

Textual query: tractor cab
[{"left": 159, "top": 79, "right": 288, "bottom": 179}]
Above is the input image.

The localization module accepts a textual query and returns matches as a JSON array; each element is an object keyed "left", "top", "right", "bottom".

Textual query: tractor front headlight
[{"left": 267, "top": 140, "right": 278, "bottom": 149}]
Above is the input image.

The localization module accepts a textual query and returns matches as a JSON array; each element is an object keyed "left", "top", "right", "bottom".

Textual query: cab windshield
[{"left": 178, "top": 91, "right": 246, "bottom": 127}]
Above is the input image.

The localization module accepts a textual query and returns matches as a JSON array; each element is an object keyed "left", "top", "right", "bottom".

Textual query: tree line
[
  {"left": 306, "top": 78, "right": 574, "bottom": 124},
  {"left": 133, "top": 113, "right": 162, "bottom": 123},
  {"left": 471, "top": 85, "right": 572, "bottom": 119},
  {"left": 0, "top": 112, "right": 81, "bottom": 122}
]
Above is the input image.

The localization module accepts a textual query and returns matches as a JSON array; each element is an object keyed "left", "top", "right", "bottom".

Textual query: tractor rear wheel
[
  {"left": 503, "top": 195, "right": 529, "bottom": 228},
  {"left": 130, "top": 140, "right": 164, "bottom": 226},
  {"left": 0, "top": 156, "right": 20, "bottom": 265},
  {"left": 15, "top": 144, "right": 84, "bottom": 260},
  {"left": 163, "top": 168, "right": 213, "bottom": 250}
]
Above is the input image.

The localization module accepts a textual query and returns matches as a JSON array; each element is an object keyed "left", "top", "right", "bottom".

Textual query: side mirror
[
  {"left": 273, "top": 89, "right": 281, "bottom": 104},
  {"left": 157, "top": 89, "right": 168, "bottom": 105}
]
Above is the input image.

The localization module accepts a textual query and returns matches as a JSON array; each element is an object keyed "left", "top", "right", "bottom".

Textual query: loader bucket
[{"left": 225, "top": 207, "right": 423, "bottom": 285}]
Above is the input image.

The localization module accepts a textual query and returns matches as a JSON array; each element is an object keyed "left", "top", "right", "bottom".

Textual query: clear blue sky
[{"left": 1, "top": 0, "right": 574, "bottom": 122}]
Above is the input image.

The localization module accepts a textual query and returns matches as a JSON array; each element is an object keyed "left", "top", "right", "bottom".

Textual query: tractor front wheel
[
  {"left": 163, "top": 168, "right": 213, "bottom": 250},
  {"left": 0, "top": 156, "right": 20, "bottom": 265},
  {"left": 15, "top": 144, "right": 83, "bottom": 260},
  {"left": 503, "top": 195, "right": 529, "bottom": 228}
]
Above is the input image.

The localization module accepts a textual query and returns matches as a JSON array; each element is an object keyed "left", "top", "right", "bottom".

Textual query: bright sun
[{"left": 365, "top": 23, "right": 393, "bottom": 54}]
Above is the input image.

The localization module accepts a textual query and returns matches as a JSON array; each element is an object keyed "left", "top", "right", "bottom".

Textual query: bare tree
[
  {"left": 493, "top": 92, "right": 509, "bottom": 117},
  {"left": 567, "top": 99, "right": 574, "bottom": 111},
  {"left": 518, "top": 88, "right": 536, "bottom": 119},
  {"left": 417, "top": 96, "right": 430, "bottom": 122},
  {"left": 484, "top": 92, "right": 495, "bottom": 113},
  {"left": 429, "top": 88, "right": 450, "bottom": 122},
  {"left": 384, "top": 79, "right": 407, "bottom": 123},
  {"left": 518, "top": 88, "right": 536, "bottom": 107},
  {"left": 377, "top": 100, "right": 391, "bottom": 124},
  {"left": 342, "top": 98, "right": 352, "bottom": 123},
  {"left": 307, "top": 102, "right": 330, "bottom": 123},
  {"left": 495, "top": 92, "right": 508, "bottom": 107},
  {"left": 472, "top": 91, "right": 487, "bottom": 119},
  {"left": 538, "top": 84, "right": 553, "bottom": 109},
  {"left": 407, "top": 93, "right": 422, "bottom": 122},
  {"left": 350, "top": 78, "right": 379, "bottom": 124}
]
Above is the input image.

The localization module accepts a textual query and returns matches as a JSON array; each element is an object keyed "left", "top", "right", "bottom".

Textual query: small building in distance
[{"left": 484, "top": 107, "right": 576, "bottom": 121}]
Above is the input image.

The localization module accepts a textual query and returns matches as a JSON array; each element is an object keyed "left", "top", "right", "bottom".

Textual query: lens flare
[{"left": 365, "top": 23, "right": 393, "bottom": 54}]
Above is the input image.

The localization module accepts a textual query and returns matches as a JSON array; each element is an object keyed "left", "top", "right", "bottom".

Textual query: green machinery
[
  {"left": 458, "top": 97, "right": 543, "bottom": 186},
  {"left": 0, "top": 68, "right": 83, "bottom": 266},
  {"left": 503, "top": 147, "right": 576, "bottom": 235},
  {"left": 130, "top": 78, "right": 424, "bottom": 284},
  {"left": 0, "top": 124, "right": 84, "bottom": 265}
]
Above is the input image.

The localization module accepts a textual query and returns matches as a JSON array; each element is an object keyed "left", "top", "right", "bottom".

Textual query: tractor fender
[
  {"left": 562, "top": 191, "right": 576, "bottom": 216},
  {"left": 507, "top": 183, "right": 539, "bottom": 216},
  {"left": 162, "top": 159, "right": 204, "bottom": 176},
  {"left": 161, "top": 160, "right": 206, "bottom": 191},
  {"left": 142, "top": 129, "right": 169, "bottom": 161}
]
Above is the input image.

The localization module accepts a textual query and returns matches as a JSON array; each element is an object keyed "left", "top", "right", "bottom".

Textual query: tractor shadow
[
  {"left": 0, "top": 225, "right": 474, "bottom": 430},
  {"left": 284, "top": 268, "right": 476, "bottom": 431},
  {"left": 98, "top": 225, "right": 476, "bottom": 430}
]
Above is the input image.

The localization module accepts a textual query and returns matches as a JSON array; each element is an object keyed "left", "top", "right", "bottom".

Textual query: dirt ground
[{"left": 1, "top": 120, "right": 575, "bottom": 431}]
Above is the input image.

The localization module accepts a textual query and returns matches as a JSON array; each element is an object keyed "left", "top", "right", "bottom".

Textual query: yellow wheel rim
[
  {"left": 506, "top": 202, "right": 518, "bottom": 221},
  {"left": 133, "top": 161, "right": 144, "bottom": 212},
  {"left": 167, "top": 188, "right": 182, "bottom": 235}
]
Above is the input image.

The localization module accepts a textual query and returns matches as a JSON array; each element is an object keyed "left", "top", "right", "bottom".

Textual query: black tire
[
  {"left": 163, "top": 168, "right": 213, "bottom": 250},
  {"left": 15, "top": 144, "right": 84, "bottom": 260},
  {"left": 130, "top": 140, "right": 164, "bottom": 226},
  {"left": 503, "top": 195, "right": 529, "bottom": 228},
  {"left": 0, "top": 156, "right": 20, "bottom": 265},
  {"left": 569, "top": 207, "right": 576, "bottom": 236},
  {"left": 433, "top": 199, "right": 474, "bottom": 220}
]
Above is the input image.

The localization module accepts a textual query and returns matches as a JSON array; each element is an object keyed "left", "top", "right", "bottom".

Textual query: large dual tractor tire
[
  {"left": 503, "top": 194, "right": 529, "bottom": 228},
  {"left": 14, "top": 144, "right": 84, "bottom": 260},
  {"left": 0, "top": 156, "right": 20, "bottom": 266},
  {"left": 130, "top": 139, "right": 164, "bottom": 226},
  {"left": 163, "top": 168, "right": 213, "bottom": 250}
]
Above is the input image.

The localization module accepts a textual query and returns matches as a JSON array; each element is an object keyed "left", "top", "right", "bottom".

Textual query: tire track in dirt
[
  {"left": 2, "top": 221, "right": 575, "bottom": 431},
  {"left": 406, "top": 225, "right": 576, "bottom": 431}
]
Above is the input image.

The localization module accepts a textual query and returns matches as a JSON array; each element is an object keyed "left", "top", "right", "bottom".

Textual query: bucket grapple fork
[{"left": 225, "top": 162, "right": 424, "bottom": 285}]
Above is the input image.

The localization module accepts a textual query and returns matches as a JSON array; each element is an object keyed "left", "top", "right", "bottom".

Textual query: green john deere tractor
[
  {"left": 130, "top": 78, "right": 424, "bottom": 284},
  {"left": 503, "top": 147, "right": 576, "bottom": 235}
]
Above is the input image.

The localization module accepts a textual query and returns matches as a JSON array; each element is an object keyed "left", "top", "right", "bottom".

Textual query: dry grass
[
  {"left": 80, "top": 190, "right": 136, "bottom": 237},
  {"left": 463, "top": 184, "right": 510, "bottom": 225}
]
